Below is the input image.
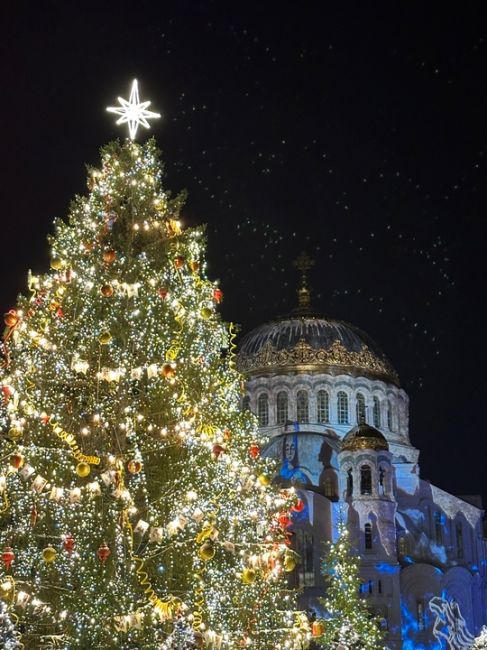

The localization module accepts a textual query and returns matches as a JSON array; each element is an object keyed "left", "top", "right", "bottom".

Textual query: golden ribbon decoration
[
  {"left": 49, "top": 418, "right": 100, "bottom": 465},
  {"left": 121, "top": 511, "right": 181, "bottom": 622},
  {"left": 228, "top": 322, "right": 237, "bottom": 370}
]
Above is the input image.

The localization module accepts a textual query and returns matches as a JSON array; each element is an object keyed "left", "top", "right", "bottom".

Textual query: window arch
[
  {"left": 398, "top": 535, "right": 409, "bottom": 556},
  {"left": 434, "top": 511, "right": 443, "bottom": 545},
  {"left": 378, "top": 465, "right": 387, "bottom": 495},
  {"left": 373, "top": 396, "right": 381, "bottom": 428},
  {"left": 296, "top": 390, "right": 309, "bottom": 423},
  {"left": 456, "top": 522, "right": 464, "bottom": 559},
  {"left": 365, "top": 523, "right": 373, "bottom": 550},
  {"left": 387, "top": 400, "right": 394, "bottom": 431},
  {"left": 317, "top": 390, "right": 329, "bottom": 423},
  {"left": 337, "top": 391, "right": 349, "bottom": 424},
  {"left": 346, "top": 468, "right": 354, "bottom": 498},
  {"left": 292, "top": 529, "right": 314, "bottom": 587},
  {"left": 257, "top": 393, "right": 269, "bottom": 427},
  {"left": 356, "top": 392, "right": 366, "bottom": 424},
  {"left": 323, "top": 472, "right": 338, "bottom": 500},
  {"left": 360, "top": 465, "right": 372, "bottom": 495},
  {"left": 276, "top": 391, "right": 288, "bottom": 425}
]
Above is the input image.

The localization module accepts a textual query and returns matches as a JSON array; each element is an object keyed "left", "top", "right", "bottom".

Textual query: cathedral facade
[{"left": 236, "top": 259, "right": 487, "bottom": 649}]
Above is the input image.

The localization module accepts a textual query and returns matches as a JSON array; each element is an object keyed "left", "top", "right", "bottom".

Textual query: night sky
[{"left": 2, "top": 2, "right": 486, "bottom": 505}]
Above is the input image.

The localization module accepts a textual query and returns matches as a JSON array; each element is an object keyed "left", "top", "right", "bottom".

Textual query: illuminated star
[{"left": 107, "top": 79, "right": 161, "bottom": 140}]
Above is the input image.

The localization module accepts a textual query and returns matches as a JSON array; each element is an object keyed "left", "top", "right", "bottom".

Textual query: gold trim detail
[
  {"left": 341, "top": 436, "right": 389, "bottom": 452},
  {"left": 237, "top": 338, "right": 399, "bottom": 384}
]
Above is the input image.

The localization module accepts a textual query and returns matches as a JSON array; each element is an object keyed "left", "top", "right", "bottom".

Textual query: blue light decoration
[
  {"left": 429, "top": 596, "right": 475, "bottom": 649},
  {"left": 374, "top": 563, "right": 400, "bottom": 574}
]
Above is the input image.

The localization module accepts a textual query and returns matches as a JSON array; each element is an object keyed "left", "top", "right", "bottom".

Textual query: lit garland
[{"left": 0, "top": 138, "right": 310, "bottom": 648}]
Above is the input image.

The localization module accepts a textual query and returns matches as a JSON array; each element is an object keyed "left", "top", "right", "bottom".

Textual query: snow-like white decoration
[
  {"left": 107, "top": 79, "right": 160, "bottom": 139},
  {"left": 429, "top": 597, "right": 475, "bottom": 650}
]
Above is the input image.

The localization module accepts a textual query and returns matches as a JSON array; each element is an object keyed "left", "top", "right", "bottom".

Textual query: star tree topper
[{"left": 107, "top": 79, "right": 161, "bottom": 140}]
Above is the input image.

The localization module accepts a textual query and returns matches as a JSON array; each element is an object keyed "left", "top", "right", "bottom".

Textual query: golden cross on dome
[{"left": 293, "top": 252, "right": 315, "bottom": 310}]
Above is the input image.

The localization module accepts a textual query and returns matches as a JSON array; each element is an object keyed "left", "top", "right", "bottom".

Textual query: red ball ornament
[
  {"left": 213, "top": 288, "right": 223, "bottom": 304},
  {"left": 4, "top": 311, "right": 19, "bottom": 328},
  {"left": 291, "top": 499, "right": 305, "bottom": 513},
  {"left": 2, "top": 547, "right": 15, "bottom": 572},
  {"left": 174, "top": 256, "right": 185, "bottom": 269},
  {"left": 102, "top": 249, "right": 116, "bottom": 264},
  {"left": 97, "top": 542, "right": 111, "bottom": 564},
  {"left": 212, "top": 444, "right": 225, "bottom": 459},
  {"left": 9, "top": 453, "right": 24, "bottom": 469},
  {"left": 127, "top": 460, "right": 142, "bottom": 474},
  {"left": 1, "top": 385, "right": 13, "bottom": 399},
  {"left": 161, "top": 364, "right": 176, "bottom": 379},
  {"left": 63, "top": 534, "right": 75, "bottom": 555},
  {"left": 249, "top": 443, "right": 260, "bottom": 459},
  {"left": 278, "top": 512, "right": 292, "bottom": 529},
  {"left": 158, "top": 287, "right": 169, "bottom": 300}
]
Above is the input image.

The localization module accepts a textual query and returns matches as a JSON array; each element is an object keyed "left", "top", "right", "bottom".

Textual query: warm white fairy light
[{"left": 106, "top": 79, "right": 160, "bottom": 139}]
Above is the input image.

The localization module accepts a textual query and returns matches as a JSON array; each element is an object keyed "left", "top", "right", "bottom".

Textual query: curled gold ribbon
[
  {"left": 228, "top": 323, "right": 237, "bottom": 370},
  {"left": 122, "top": 511, "right": 180, "bottom": 622},
  {"left": 49, "top": 418, "right": 100, "bottom": 465}
]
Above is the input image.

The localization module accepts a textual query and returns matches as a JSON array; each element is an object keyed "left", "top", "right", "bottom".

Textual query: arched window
[
  {"left": 337, "top": 391, "right": 349, "bottom": 425},
  {"left": 356, "top": 392, "right": 366, "bottom": 424},
  {"left": 257, "top": 393, "right": 269, "bottom": 427},
  {"left": 323, "top": 473, "right": 337, "bottom": 500},
  {"left": 293, "top": 529, "right": 314, "bottom": 587},
  {"left": 317, "top": 390, "right": 329, "bottom": 423},
  {"left": 360, "top": 465, "right": 372, "bottom": 495},
  {"left": 242, "top": 395, "right": 250, "bottom": 412},
  {"left": 456, "top": 522, "right": 464, "bottom": 559},
  {"left": 373, "top": 396, "right": 381, "bottom": 428},
  {"left": 378, "top": 466, "right": 386, "bottom": 495},
  {"left": 398, "top": 535, "right": 409, "bottom": 556},
  {"left": 364, "top": 522, "right": 373, "bottom": 549},
  {"left": 434, "top": 511, "right": 443, "bottom": 545},
  {"left": 346, "top": 468, "right": 353, "bottom": 498},
  {"left": 276, "top": 391, "right": 288, "bottom": 425},
  {"left": 387, "top": 400, "right": 394, "bottom": 431},
  {"left": 296, "top": 390, "right": 309, "bottom": 423}
]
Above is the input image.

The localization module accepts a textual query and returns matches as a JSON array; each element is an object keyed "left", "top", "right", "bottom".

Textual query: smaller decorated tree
[
  {"left": 473, "top": 627, "right": 487, "bottom": 649},
  {"left": 0, "top": 600, "right": 22, "bottom": 649},
  {"left": 314, "top": 523, "right": 384, "bottom": 650}
]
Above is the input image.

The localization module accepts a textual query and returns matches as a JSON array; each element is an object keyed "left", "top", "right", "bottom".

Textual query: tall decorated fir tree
[
  {"left": 0, "top": 82, "right": 310, "bottom": 649},
  {"left": 315, "top": 523, "right": 384, "bottom": 650}
]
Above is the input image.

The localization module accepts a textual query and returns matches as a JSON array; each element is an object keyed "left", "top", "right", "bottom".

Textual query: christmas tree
[
  {"left": 0, "top": 83, "right": 310, "bottom": 649},
  {"left": 314, "top": 523, "right": 384, "bottom": 650}
]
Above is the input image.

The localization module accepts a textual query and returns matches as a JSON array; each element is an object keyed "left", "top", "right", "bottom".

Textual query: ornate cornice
[{"left": 237, "top": 337, "right": 399, "bottom": 385}]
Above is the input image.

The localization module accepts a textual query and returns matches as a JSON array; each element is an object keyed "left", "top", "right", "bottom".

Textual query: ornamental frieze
[{"left": 237, "top": 337, "right": 399, "bottom": 384}]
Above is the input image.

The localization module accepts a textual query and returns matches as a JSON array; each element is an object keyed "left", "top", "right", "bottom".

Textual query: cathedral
[{"left": 236, "top": 254, "right": 487, "bottom": 649}]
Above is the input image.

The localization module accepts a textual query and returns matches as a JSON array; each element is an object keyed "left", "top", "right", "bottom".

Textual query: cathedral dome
[
  {"left": 237, "top": 316, "right": 398, "bottom": 385},
  {"left": 341, "top": 422, "right": 389, "bottom": 452},
  {"left": 237, "top": 252, "right": 399, "bottom": 385}
]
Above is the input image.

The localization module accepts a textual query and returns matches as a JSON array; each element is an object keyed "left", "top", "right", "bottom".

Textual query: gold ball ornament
[
  {"left": 76, "top": 462, "right": 91, "bottom": 478},
  {"left": 100, "top": 284, "right": 114, "bottom": 297},
  {"left": 283, "top": 552, "right": 297, "bottom": 572},
  {"left": 198, "top": 541, "right": 215, "bottom": 562},
  {"left": 8, "top": 427, "right": 22, "bottom": 440},
  {"left": 257, "top": 474, "right": 271, "bottom": 486},
  {"left": 189, "top": 260, "right": 200, "bottom": 272},
  {"left": 99, "top": 331, "right": 112, "bottom": 345},
  {"left": 200, "top": 307, "right": 212, "bottom": 320},
  {"left": 50, "top": 258, "right": 63, "bottom": 270},
  {"left": 241, "top": 567, "right": 256, "bottom": 584},
  {"left": 42, "top": 546, "right": 57, "bottom": 563},
  {"left": 127, "top": 459, "right": 142, "bottom": 474}
]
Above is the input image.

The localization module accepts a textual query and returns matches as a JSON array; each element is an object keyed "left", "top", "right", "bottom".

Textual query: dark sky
[{"left": 1, "top": 2, "right": 486, "bottom": 504}]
